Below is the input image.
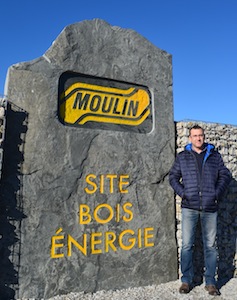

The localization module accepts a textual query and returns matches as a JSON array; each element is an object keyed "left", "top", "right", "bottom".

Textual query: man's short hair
[{"left": 189, "top": 124, "right": 204, "bottom": 136}]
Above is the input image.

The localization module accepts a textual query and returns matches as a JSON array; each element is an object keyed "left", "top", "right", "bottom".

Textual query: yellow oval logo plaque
[{"left": 58, "top": 72, "right": 153, "bottom": 133}]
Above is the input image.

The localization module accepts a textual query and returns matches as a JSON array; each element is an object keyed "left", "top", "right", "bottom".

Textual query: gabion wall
[{"left": 175, "top": 121, "right": 237, "bottom": 285}]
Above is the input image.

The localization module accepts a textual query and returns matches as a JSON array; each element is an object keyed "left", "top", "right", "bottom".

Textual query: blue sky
[{"left": 0, "top": 0, "right": 236, "bottom": 125}]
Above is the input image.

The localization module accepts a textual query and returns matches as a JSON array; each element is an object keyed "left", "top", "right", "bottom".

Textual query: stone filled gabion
[{"left": 175, "top": 121, "right": 237, "bottom": 280}]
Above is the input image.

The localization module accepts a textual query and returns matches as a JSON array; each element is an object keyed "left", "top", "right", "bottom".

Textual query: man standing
[{"left": 169, "top": 124, "right": 231, "bottom": 296}]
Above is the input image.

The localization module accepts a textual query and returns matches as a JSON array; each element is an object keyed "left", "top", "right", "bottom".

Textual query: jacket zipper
[
  {"left": 187, "top": 145, "right": 212, "bottom": 211},
  {"left": 191, "top": 151, "right": 204, "bottom": 210},
  {"left": 199, "top": 153, "right": 211, "bottom": 210}
]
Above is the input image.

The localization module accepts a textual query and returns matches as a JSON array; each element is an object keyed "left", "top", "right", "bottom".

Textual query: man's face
[{"left": 189, "top": 128, "right": 205, "bottom": 151}]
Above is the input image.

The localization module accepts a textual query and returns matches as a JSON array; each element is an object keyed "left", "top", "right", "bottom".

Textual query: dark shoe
[
  {"left": 205, "top": 285, "right": 221, "bottom": 296},
  {"left": 179, "top": 282, "right": 190, "bottom": 294}
]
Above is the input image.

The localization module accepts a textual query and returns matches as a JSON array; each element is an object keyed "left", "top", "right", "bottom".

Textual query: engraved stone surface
[{"left": 3, "top": 19, "right": 176, "bottom": 299}]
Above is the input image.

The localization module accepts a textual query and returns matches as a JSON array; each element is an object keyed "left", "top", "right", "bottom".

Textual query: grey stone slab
[{"left": 3, "top": 19, "right": 176, "bottom": 299}]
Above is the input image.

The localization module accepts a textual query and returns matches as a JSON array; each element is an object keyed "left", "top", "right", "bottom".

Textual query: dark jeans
[{"left": 181, "top": 208, "right": 217, "bottom": 286}]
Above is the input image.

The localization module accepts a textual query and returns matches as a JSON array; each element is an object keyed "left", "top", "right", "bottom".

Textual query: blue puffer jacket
[{"left": 169, "top": 143, "right": 231, "bottom": 212}]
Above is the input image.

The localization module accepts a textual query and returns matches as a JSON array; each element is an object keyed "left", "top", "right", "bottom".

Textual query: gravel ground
[{"left": 47, "top": 278, "right": 237, "bottom": 300}]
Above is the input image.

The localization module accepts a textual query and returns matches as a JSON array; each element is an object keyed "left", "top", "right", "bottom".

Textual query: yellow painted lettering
[
  {"left": 94, "top": 203, "right": 114, "bottom": 224},
  {"left": 116, "top": 203, "right": 120, "bottom": 222},
  {"left": 144, "top": 227, "right": 155, "bottom": 247},
  {"left": 84, "top": 174, "right": 97, "bottom": 194},
  {"left": 79, "top": 204, "right": 91, "bottom": 224},
  {"left": 67, "top": 234, "right": 87, "bottom": 256},
  {"left": 105, "top": 231, "right": 117, "bottom": 252},
  {"left": 138, "top": 228, "right": 142, "bottom": 248},
  {"left": 119, "top": 175, "right": 129, "bottom": 193},
  {"left": 91, "top": 232, "right": 103, "bottom": 254},
  {"left": 100, "top": 174, "right": 104, "bottom": 193},
  {"left": 119, "top": 229, "right": 136, "bottom": 250},
  {"left": 122, "top": 202, "right": 133, "bottom": 222},
  {"left": 106, "top": 174, "right": 117, "bottom": 193},
  {"left": 51, "top": 228, "right": 64, "bottom": 258}
]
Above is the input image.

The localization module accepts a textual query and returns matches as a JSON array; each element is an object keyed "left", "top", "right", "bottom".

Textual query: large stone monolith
[{"left": 3, "top": 19, "right": 177, "bottom": 299}]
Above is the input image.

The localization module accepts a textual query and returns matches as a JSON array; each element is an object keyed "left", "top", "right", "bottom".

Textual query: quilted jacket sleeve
[
  {"left": 169, "top": 155, "right": 185, "bottom": 198},
  {"left": 215, "top": 152, "right": 232, "bottom": 199}
]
